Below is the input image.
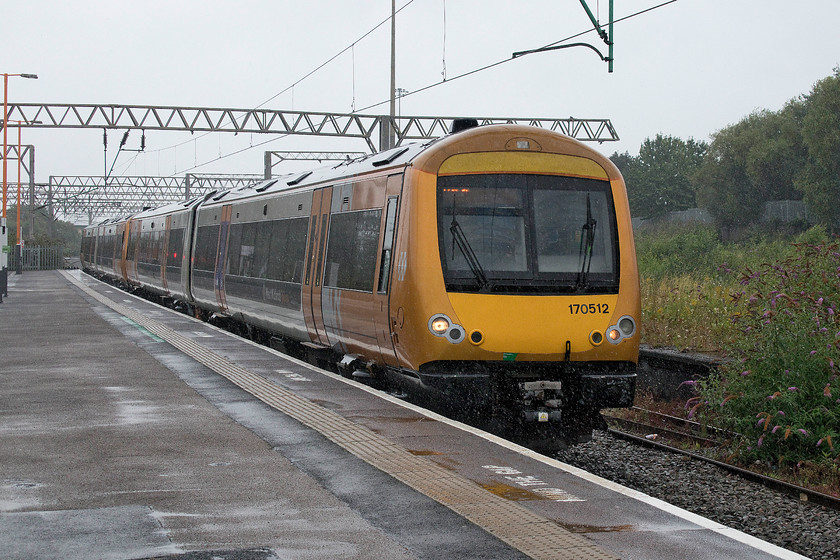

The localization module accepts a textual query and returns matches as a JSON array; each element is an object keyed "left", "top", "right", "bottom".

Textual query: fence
[{"left": 6, "top": 247, "right": 68, "bottom": 271}]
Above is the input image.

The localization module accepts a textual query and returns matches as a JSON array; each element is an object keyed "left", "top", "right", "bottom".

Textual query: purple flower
[
  {"left": 810, "top": 350, "right": 818, "bottom": 356},
  {"left": 777, "top": 411, "right": 786, "bottom": 416},
  {"left": 741, "top": 370, "right": 751, "bottom": 377},
  {"left": 817, "top": 438, "right": 824, "bottom": 447},
  {"left": 798, "top": 429, "right": 809, "bottom": 436},
  {"left": 757, "top": 435, "right": 764, "bottom": 447},
  {"left": 788, "top": 387, "right": 798, "bottom": 392},
  {"left": 772, "top": 425, "right": 781, "bottom": 434}
]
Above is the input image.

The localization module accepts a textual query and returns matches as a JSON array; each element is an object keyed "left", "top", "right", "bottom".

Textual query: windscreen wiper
[
  {"left": 450, "top": 215, "right": 489, "bottom": 290},
  {"left": 576, "top": 193, "right": 597, "bottom": 291}
]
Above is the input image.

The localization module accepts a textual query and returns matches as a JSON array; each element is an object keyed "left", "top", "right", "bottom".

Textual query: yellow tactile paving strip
[{"left": 67, "top": 271, "right": 619, "bottom": 560}]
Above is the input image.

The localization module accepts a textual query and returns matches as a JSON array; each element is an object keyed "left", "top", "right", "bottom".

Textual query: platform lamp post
[
  {"left": 10, "top": 119, "right": 40, "bottom": 274},
  {"left": 1, "top": 72, "right": 37, "bottom": 299}
]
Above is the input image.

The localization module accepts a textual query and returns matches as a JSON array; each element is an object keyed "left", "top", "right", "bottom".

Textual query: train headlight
[
  {"left": 429, "top": 315, "right": 450, "bottom": 335},
  {"left": 606, "top": 316, "right": 637, "bottom": 344},
  {"left": 618, "top": 316, "right": 637, "bottom": 337},
  {"left": 429, "top": 315, "right": 449, "bottom": 336},
  {"left": 428, "top": 314, "right": 466, "bottom": 344}
]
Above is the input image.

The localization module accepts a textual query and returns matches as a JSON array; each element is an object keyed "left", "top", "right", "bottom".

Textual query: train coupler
[{"left": 519, "top": 380, "right": 563, "bottom": 423}]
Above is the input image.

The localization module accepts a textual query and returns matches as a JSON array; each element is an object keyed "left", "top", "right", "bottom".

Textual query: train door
[
  {"left": 125, "top": 220, "right": 139, "bottom": 282},
  {"left": 116, "top": 222, "right": 128, "bottom": 281},
  {"left": 161, "top": 215, "right": 171, "bottom": 293},
  {"left": 302, "top": 186, "right": 333, "bottom": 346},
  {"left": 372, "top": 174, "right": 403, "bottom": 366},
  {"left": 214, "top": 204, "right": 232, "bottom": 314}
]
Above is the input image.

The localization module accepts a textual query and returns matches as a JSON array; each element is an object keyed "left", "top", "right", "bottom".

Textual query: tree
[
  {"left": 695, "top": 125, "right": 756, "bottom": 231},
  {"left": 4, "top": 205, "right": 81, "bottom": 254},
  {"left": 622, "top": 134, "right": 706, "bottom": 220},
  {"left": 797, "top": 68, "right": 840, "bottom": 231},
  {"left": 695, "top": 104, "right": 806, "bottom": 231},
  {"left": 744, "top": 102, "right": 808, "bottom": 202}
]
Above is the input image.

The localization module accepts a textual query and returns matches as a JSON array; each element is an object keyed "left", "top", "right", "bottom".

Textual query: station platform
[{"left": 0, "top": 270, "right": 806, "bottom": 560}]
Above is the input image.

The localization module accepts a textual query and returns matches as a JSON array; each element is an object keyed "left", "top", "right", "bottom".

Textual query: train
[{"left": 80, "top": 121, "right": 640, "bottom": 445}]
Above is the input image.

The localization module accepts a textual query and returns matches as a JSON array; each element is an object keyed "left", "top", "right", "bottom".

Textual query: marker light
[{"left": 607, "top": 327, "right": 621, "bottom": 342}]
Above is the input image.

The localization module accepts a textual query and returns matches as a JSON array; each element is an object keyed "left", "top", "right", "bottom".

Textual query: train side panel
[
  {"left": 192, "top": 189, "right": 313, "bottom": 341},
  {"left": 316, "top": 173, "right": 402, "bottom": 362}
]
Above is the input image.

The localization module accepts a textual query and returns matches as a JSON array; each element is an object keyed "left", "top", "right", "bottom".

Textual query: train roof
[
  {"left": 118, "top": 123, "right": 611, "bottom": 215},
  {"left": 197, "top": 139, "right": 433, "bottom": 207}
]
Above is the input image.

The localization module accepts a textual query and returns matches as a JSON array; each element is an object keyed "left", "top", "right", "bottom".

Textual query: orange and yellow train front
[{"left": 387, "top": 125, "right": 639, "bottom": 438}]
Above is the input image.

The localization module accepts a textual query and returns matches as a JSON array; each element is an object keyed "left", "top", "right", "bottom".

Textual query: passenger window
[{"left": 324, "top": 209, "right": 382, "bottom": 292}]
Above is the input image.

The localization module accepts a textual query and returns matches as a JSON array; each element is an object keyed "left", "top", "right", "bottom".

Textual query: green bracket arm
[{"left": 578, "top": 0, "right": 614, "bottom": 72}]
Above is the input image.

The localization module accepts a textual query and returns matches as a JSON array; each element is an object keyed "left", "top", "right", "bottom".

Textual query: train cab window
[
  {"left": 533, "top": 188, "right": 614, "bottom": 275},
  {"left": 437, "top": 174, "right": 619, "bottom": 294}
]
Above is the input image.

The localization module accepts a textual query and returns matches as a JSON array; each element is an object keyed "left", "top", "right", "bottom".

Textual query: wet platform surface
[{"left": 0, "top": 270, "right": 806, "bottom": 560}]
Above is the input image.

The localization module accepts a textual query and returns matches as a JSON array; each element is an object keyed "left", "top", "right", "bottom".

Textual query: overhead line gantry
[
  {"left": 5, "top": 103, "right": 619, "bottom": 152},
  {"left": 3, "top": 102, "right": 619, "bottom": 223}
]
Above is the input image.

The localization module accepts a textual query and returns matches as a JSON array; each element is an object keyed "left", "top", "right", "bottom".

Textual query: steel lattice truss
[
  {"left": 6, "top": 102, "right": 619, "bottom": 151},
  {"left": 44, "top": 174, "right": 263, "bottom": 224},
  {"left": 5, "top": 102, "right": 619, "bottom": 223}
]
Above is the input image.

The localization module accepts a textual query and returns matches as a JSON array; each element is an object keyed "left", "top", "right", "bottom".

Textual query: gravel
[{"left": 553, "top": 431, "right": 840, "bottom": 560}]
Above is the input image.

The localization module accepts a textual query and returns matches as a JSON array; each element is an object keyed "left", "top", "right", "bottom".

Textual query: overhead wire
[
  {"left": 354, "top": 0, "right": 679, "bottom": 113},
  {"left": 174, "top": 0, "right": 679, "bottom": 173},
  {"left": 118, "top": 0, "right": 416, "bottom": 175},
  {"left": 167, "top": 0, "right": 419, "bottom": 176}
]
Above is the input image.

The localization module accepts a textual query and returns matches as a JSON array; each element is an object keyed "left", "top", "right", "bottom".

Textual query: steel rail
[{"left": 605, "top": 424, "right": 840, "bottom": 512}]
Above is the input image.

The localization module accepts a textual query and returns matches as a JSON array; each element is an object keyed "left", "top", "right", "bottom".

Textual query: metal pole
[
  {"left": 389, "top": 0, "right": 396, "bottom": 151},
  {"left": 609, "top": 0, "right": 614, "bottom": 73},
  {"left": 28, "top": 145, "right": 35, "bottom": 241},
  {"left": 15, "top": 125, "right": 21, "bottom": 274},
  {"left": 48, "top": 180, "right": 55, "bottom": 238},
  {"left": 2, "top": 74, "right": 9, "bottom": 274}
]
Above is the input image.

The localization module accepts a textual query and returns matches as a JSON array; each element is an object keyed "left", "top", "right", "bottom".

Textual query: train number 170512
[{"left": 568, "top": 303, "right": 610, "bottom": 315}]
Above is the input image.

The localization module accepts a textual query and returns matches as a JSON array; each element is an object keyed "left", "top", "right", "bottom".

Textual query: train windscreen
[{"left": 437, "top": 174, "right": 619, "bottom": 294}]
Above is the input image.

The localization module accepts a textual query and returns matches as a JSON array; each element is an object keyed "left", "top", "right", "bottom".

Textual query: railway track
[
  {"left": 627, "top": 349, "right": 840, "bottom": 511},
  {"left": 601, "top": 410, "right": 840, "bottom": 512}
]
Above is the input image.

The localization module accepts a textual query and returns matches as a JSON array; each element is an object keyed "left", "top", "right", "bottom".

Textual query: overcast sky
[{"left": 4, "top": 0, "right": 840, "bottom": 185}]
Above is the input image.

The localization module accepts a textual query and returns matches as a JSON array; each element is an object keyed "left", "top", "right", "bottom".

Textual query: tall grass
[
  {"left": 636, "top": 223, "right": 798, "bottom": 351},
  {"left": 637, "top": 223, "right": 839, "bottom": 474}
]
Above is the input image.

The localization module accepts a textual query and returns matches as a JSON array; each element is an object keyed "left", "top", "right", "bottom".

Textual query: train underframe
[{"left": 384, "top": 360, "right": 637, "bottom": 448}]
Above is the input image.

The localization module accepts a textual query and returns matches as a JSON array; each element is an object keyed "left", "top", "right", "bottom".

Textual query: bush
[{"left": 692, "top": 240, "right": 840, "bottom": 468}]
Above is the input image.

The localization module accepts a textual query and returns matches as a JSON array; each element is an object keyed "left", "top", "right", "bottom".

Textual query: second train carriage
[{"left": 82, "top": 122, "right": 640, "bottom": 444}]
